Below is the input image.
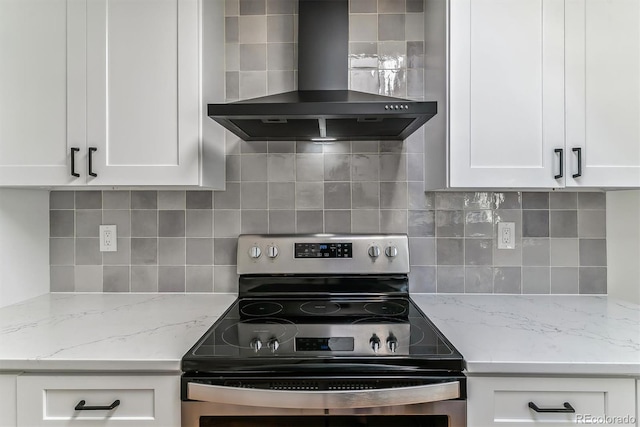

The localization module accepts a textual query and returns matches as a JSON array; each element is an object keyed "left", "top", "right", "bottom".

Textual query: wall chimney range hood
[{"left": 208, "top": 0, "right": 437, "bottom": 141}]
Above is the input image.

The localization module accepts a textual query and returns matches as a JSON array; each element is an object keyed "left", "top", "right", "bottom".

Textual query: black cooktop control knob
[
  {"left": 250, "top": 338, "right": 263, "bottom": 352},
  {"left": 368, "top": 245, "right": 381, "bottom": 258},
  {"left": 369, "top": 335, "right": 381, "bottom": 353},
  {"left": 387, "top": 335, "right": 398, "bottom": 353},
  {"left": 268, "top": 338, "right": 280, "bottom": 352}
]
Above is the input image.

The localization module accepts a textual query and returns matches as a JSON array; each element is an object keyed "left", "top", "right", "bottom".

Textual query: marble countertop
[
  {"left": 0, "top": 293, "right": 236, "bottom": 372},
  {"left": 0, "top": 293, "right": 638, "bottom": 376},
  {"left": 412, "top": 294, "right": 640, "bottom": 376}
]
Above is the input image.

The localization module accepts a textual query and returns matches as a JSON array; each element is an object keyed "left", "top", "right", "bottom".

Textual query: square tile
[
  {"left": 325, "top": 210, "right": 351, "bottom": 233},
  {"left": 131, "top": 210, "right": 157, "bottom": 237},
  {"left": 241, "top": 210, "right": 268, "bottom": 233},
  {"left": 225, "top": 17, "right": 239, "bottom": 43},
  {"left": 186, "top": 238, "right": 214, "bottom": 265},
  {"left": 186, "top": 210, "right": 213, "bottom": 238},
  {"left": 579, "top": 267, "right": 607, "bottom": 294},
  {"left": 350, "top": 0, "right": 377, "bottom": 13},
  {"left": 158, "top": 266, "right": 186, "bottom": 292},
  {"left": 352, "top": 182, "right": 379, "bottom": 209},
  {"left": 465, "top": 267, "right": 493, "bottom": 293},
  {"left": 408, "top": 184, "right": 435, "bottom": 209},
  {"left": 103, "top": 210, "right": 130, "bottom": 237},
  {"left": 522, "top": 192, "right": 549, "bottom": 209},
  {"left": 268, "top": 153, "right": 295, "bottom": 182},
  {"left": 238, "top": 15, "right": 267, "bottom": 44},
  {"left": 494, "top": 267, "right": 521, "bottom": 294},
  {"left": 214, "top": 210, "right": 241, "bottom": 237},
  {"left": 75, "top": 210, "right": 102, "bottom": 238},
  {"left": 241, "top": 182, "right": 268, "bottom": 209},
  {"left": 214, "top": 182, "right": 241, "bottom": 209},
  {"left": 436, "top": 238, "right": 463, "bottom": 265},
  {"left": 352, "top": 140, "right": 379, "bottom": 153},
  {"left": 74, "top": 266, "right": 102, "bottom": 292},
  {"left": 350, "top": 14, "right": 377, "bottom": 42},
  {"left": 550, "top": 239, "right": 579, "bottom": 266},
  {"left": 296, "top": 210, "right": 323, "bottom": 233},
  {"left": 464, "top": 192, "right": 494, "bottom": 209},
  {"left": 158, "top": 238, "right": 186, "bottom": 265},
  {"left": 494, "top": 192, "right": 521, "bottom": 209},
  {"left": 324, "top": 154, "right": 351, "bottom": 181},
  {"left": 436, "top": 210, "right": 464, "bottom": 237},
  {"left": 522, "top": 238, "right": 550, "bottom": 266},
  {"left": 406, "top": 0, "right": 424, "bottom": 13},
  {"left": 103, "top": 266, "right": 129, "bottom": 292},
  {"left": 324, "top": 182, "right": 351, "bottom": 209},
  {"left": 296, "top": 141, "right": 323, "bottom": 154},
  {"left": 549, "top": 210, "right": 577, "bottom": 237},
  {"left": 130, "top": 238, "right": 158, "bottom": 265},
  {"left": 352, "top": 154, "right": 379, "bottom": 181},
  {"left": 267, "top": 15, "right": 294, "bottom": 43},
  {"left": 269, "top": 210, "right": 296, "bottom": 233},
  {"left": 267, "top": 0, "right": 295, "bottom": 15},
  {"left": 379, "top": 0, "right": 404, "bottom": 13},
  {"left": 380, "top": 209, "right": 407, "bottom": 233},
  {"left": 50, "top": 210, "right": 74, "bottom": 237},
  {"left": 50, "top": 266, "right": 74, "bottom": 292},
  {"left": 408, "top": 210, "right": 435, "bottom": 237},
  {"left": 268, "top": 70, "right": 295, "bottom": 93},
  {"left": 158, "top": 191, "right": 186, "bottom": 210},
  {"left": 465, "top": 239, "right": 493, "bottom": 266},
  {"left": 75, "top": 191, "right": 102, "bottom": 209},
  {"left": 186, "top": 191, "right": 213, "bottom": 209},
  {"left": 240, "top": 0, "right": 265, "bottom": 15},
  {"left": 409, "top": 266, "right": 436, "bottom": 293},
  {"left": 405, "top": 13, "right": 424, "bottom": 41},
  {"left": 186, "top": 266, "right": 214, "bottom": 293},
  {"left": 435, "top": 192, "right": 465, "bottom": 210},
  {"left": 522, "top": 267, "right": 550, "bottom": 294},
  {"left": 409, "top": 237, "right": 436, "bottom": 265},
  {"left": 226, "top": 71, "right": 239, "bottom": 100},
  {"left": 214, "top": 266, "right": 239, "bottom": 293},
  {"left": 296, "top": 182, "right": 323, "bottom": 209},
  {"left": 50, "top": 191, "right": 74, "bottom": 209},
  {"left": 550, "top": 192, "right": 577, "bottom": 209},
  {"left": 240, "top": 43, "right": 267, "bottom": 71},
  {"left": 103, "top": 191, "right": 130, "bottom": 209},
  {"left": 578, "top": 192, "right": 606, "bottom": 209},
  {"left": 522, "top": 210, "right": 549, "bottom": 237},
  {"left": 296, "top": 154, "right": 324, "bottom": 181},
  {"left": 436, "top": 266, "right": 464, "bottom": 293},
  {"left": 214, "top": 238, "right": 238, "bottom": 265},
  {"left": 465, "top": 210, "right": 493, "bottom": 237},
  {"left": 50, "top": 238, "right": 74, "bottom": 265},
  {"left": 226, "top": 155, "right": 241, "bottom": 181},
  {"left": 103, "top": 238, "right": 131, "bottom": 266},
  {"left": 407, "top": 149, "right": 424, "bottom": 180},
  {"left": 241, "top": 154, "right": 268, "bottom": 181},
  {"left": 268, "top": 141, "right": 295, "bottom": 153},
  {"left": 131, "top": 191, "right": 157, "bottom": 209},
  {"left": 269, "top": 182, "right": 295, "bottom": 209},
  {"left": 351, "top": 210, "right": 380, "bottom": 233},
  {"left": 378, "top": 14, "right": 405, "bottom": 41},
  {"left": 579, "top": 239, "right": 607, "bottom": 266},
  {"left": 380, "top": 154, "right": 407, "bottom": 181},
  {"left": 380, "top": 182, "right": 407, "bottom": 209},
  {"left": 550, "top": 267, "right": 579, "bottom": 294},
  {"left": 239, "top": 71, "right": 267, "bottom": 99},
  {"left": 578, "top": 210, "right": 606, "bottom": 238},
  {"left": 158, "top": 211, "right": 185, "bottom": 237},
  {"left": 131, "top": 266, "right": 158, "bottom": 292},
  {"left": 75, "top": 238, "right": 101, "bottom": 265}
]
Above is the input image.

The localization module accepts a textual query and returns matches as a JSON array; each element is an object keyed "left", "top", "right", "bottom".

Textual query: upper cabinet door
[
  {"left": 449, "top": 0, "right": 565, "bottom": 188},
  {"left": 86, "top": 0, "right": 199, "bottom": 186},
  {"left": 565, "top": 0, "right": 640, "bottom": 187},
  {"left": 0, "top": 0, "right": 85, "bottom": 186}
]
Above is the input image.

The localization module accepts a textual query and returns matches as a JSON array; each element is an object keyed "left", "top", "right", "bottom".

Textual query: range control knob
[
  {"left": 385, "top": 245, "right": 398, "bottom": 258},
  {"left": 368, "top": 245, "right": 381, "bottom": 258},
  {"left": 387, "top": 336, "right": 398, "bottom": 353},
  {"left": 268, "top": 338, "right": 280, "bottom": 353},
  {"left": 267, "top": 245, "right": 279, "bottom": 259},
  {"left": 249, "top": 246, "right": 262, "bottom": 259},
  {"left": 369, "top": 335, "right": 381, "bottom": 353},
  {"left": 250, "top": 338, "right": 263, "bottom": 352}
]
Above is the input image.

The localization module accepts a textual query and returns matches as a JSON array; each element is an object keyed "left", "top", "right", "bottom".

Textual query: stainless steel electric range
[{"left": 181, "top": 234, "right": 466, "bottom": 427}]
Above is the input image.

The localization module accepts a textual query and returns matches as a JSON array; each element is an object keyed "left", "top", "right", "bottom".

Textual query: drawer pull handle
[
  {"left": 70, "top": 147, "right": 80, "bottom": 177},
  {"left": 572, "top": 147, "right": 582, "bottom": 178},
  {"left": 74, "top": 399, "right": 120, "bottom": 411},
  {"left": 554, "top": 148, "right": 563, "bottom": 179},
  {"left": 528, "top": 401, "right": 575, "bottom": 413},
  {"left": 88, "top": 147, "right": 97, "bottom": 177}
]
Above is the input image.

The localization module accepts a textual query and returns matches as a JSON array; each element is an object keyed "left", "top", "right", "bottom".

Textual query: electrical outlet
[
  {"left": 497, "top": 222, "right": 515, "bottom": 250},
  {"left": 99, "top": 225, "right": 117, "bottom": 252}
]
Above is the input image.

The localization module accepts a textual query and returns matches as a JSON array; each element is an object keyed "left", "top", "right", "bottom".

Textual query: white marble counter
[
  {"left": 0, "top": 293, "right": 236, "bottom": 372},
  {"left": 412, "top": 294, "right": 640, "bottom": 376}
]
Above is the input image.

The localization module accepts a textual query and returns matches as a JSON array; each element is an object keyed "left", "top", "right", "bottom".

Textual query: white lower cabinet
[
  {"left": 467, "top": 376, "right": 637, "bottom": 427},
  {"left": 0, "top": 374, "right": 18, "bottom": 427},
  {"left": 16, "top": 374, "right": 180, "bottom": 427}
]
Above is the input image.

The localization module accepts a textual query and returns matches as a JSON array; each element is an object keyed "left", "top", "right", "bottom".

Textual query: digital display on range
[
  {"left": 296, "top": 337, "right": 354, "bottom": 352},
  {"left": 295, "top": 242, "right": 352, "bottom": 258}
]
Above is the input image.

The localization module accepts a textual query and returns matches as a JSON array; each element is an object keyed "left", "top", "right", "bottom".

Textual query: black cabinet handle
[
  {"left": 70, "top": 147, "right": 80, "bottom": 177},
  {"left": 572, "top": 147, "right": 582, "bottom": 178},
  {"left": 88, "top": 147, "right": 97, "bottom": 177},
  {"left": 528, "top": 401, "right": 575, "bottom": 413},
  {"left": 554, "top": 148, "right": 563, "bottom": 179},
  {"left": 74, "top": 399, "right": 120, "bottom": 411}
]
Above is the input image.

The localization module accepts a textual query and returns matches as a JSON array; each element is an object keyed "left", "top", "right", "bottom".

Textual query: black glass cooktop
[{"left": 182, "top": 297, "right": 464, "bottom": 374}]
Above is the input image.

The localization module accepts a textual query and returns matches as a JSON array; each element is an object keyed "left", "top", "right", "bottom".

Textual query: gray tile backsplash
[{"left": 49, "top": 1, "right": 607, "bottom": 295}]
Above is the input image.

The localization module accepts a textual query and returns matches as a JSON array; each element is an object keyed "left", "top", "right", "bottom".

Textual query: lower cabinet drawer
[
  {"left": 16, "top": 374, "right": 179, "bottom": 426},
  {"left": 468, "top": 376, "right": 637, "bottom": 427}
]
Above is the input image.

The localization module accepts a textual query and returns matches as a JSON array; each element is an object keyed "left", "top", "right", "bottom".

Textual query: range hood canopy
[{"left": 208, "top": 0, "right": 437, "bottom": 142}]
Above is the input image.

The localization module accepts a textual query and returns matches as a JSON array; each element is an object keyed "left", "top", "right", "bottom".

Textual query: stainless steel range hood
[{"left": 208, "top": 0, "right": 437, "bottom": 142}]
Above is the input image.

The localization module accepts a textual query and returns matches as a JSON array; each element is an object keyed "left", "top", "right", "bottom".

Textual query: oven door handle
[{"left": 187, "top": 381, "right": 460, "bottom": 409}]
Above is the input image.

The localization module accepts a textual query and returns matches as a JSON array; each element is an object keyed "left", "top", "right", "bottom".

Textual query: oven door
[{"left": 182, "top": 378, "right": 466, "bottom": 427}]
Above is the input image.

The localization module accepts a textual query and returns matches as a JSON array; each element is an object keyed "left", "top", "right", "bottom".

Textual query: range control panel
[{"left": 237, "top": 234, "right": 409, "bottom": 275}]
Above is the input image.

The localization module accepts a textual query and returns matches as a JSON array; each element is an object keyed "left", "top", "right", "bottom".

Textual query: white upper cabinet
[
  {"left": 425, "top": 0, "right": 640, "bottom": 189},
  {"left": 565, "top": 0, "right": 640, "bottom": 187},
  {"left": 0, "top": 0, "right": 80, "bottom": 186},
  {"left": 448, "top": 0, "right": 565, "bottom": 188},
  {"left": 0, "top": 0, "right": 224, "bottom": 188}
]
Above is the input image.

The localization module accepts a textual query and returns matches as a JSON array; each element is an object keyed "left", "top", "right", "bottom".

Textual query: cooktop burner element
[
  {"left": 239, "top": 301, "right": 283, "bottom": 317},
  {"left": 363, "top": 301, "right": 406, "bottom": 316},
  {"left": 300, "top": 301, "right": 341, "bottom": 315}
]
